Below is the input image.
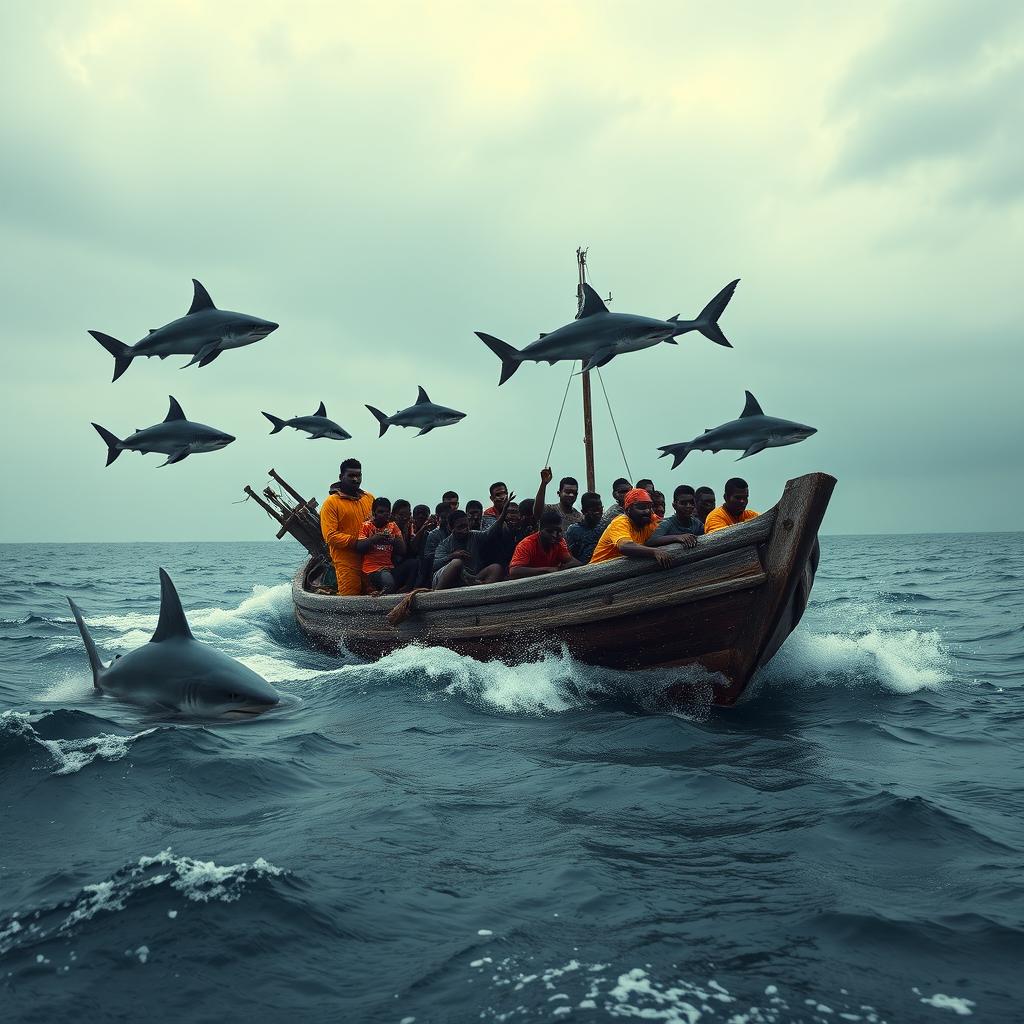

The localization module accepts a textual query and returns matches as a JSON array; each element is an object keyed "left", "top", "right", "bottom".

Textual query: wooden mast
[{"left": 577, "top": 247, "right": 596, "bottom": 493}]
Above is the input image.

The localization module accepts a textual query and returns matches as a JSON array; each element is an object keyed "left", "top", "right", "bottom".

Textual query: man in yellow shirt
[
  {"left": 319, "top": 458, "right": 375, "bottom": 595},
  {"left": 589, "top": 489, "right": 674, "bottom": 567},
  {"left": 704, "top": 477, "right": 759, "bottom": 534}
]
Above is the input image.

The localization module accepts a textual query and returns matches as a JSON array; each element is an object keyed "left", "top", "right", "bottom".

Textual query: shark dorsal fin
[
  {"left": 537, "top": 332, "right": 549, "bottom": 339},
  {"left": 740, "top": 391, "right": 764, "bottom": 418},
  {"left": 149, "top": 328, "right": 158, "bottom": 334},
  {"left": 576, "top": 282, "right": 609, "bottom": 319},
  {"left": 151, "top": 568, "right": 194, "bottom": 642},
  {"left": 667, "top": 314, "right": 680, "bottom": 322},
  {"left": 314, "top": 401, "right": 327, "bottom": 417},
  {"left": 164, "top": 396, "right": 187, "bottom": 422},
  {"left": 415, "top": 386, "right": 430, "bottom": 405},
  {"left": 187, "top": 279, "right": 216, "bottom": 315}
]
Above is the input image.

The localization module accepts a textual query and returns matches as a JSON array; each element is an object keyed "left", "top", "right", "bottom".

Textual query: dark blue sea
[{"left": 1, "top": 536, "right": 1021, "bottom": 1023}]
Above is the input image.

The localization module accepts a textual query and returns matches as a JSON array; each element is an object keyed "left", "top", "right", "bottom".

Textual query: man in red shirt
[{"left": 509, "top": 509, "right": 582, "bottom": 579}]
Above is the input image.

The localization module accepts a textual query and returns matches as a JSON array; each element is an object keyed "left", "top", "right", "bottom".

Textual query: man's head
[
  {"left": 504, "top": 501, "right": 521, "bottom": 530},
  {"left": 466, "top": 500, "right": 483, "bottom": 529},
  {"left": 580, "top": 491, "right": 603, "bottom": 528},
  {"left": 442, "top": 490, "right": 459, "bottom": 510},
  {"left": 371, "top": 496, "right": 391, "bottom": 527},
  {"left": 449, "top": 509, "right": 470, "bottom": 541},
  {"left": 412, "top": 503, "right": 430, "bottom": 529},
  {"left": 612, "top": 478, "right": 631, "bottom": 506},
  {"left": 518, "top": 497, "right": 535, "bottom": 527},
  {"left": 624, "top": 487, "right": 653, "bottom": 528},
  {"left": 337, "top": 458, "right": 362, "bottom": 495},
  {"left": 392, "top": 498, "right": 411, "bottom": 528},
  {"left": 723, "top": 477, "right": 750, "bottom": 517},
  {"left": 672, "top": 484, "right": 696, "bottom": 521},
  {"left": 434, "top": 501, "right": 450, "bottom": 530},
  {"left": 636, "top": 478, "right": 655, "bottom": 496},
  {"left": 652, "top": 490, "right": 666, "bottom": 519},
  {"left": 557, "top": 476, "right": 578, "bottom": 510},
  {"left": 695, "top": 486, "right": 716, "bottom": 521},
  {"left": 489, "top": 481, "right": 508, "bottom": 511},
  {"left": 538, "top": 509, "right": 563, "bottom": 549}
]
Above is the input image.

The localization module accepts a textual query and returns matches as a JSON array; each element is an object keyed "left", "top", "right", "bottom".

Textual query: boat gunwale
[{"left": 293, "top": 504, "right": 778, "bottom": 615}]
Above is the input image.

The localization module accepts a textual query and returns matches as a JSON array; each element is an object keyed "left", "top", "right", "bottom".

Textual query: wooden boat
[
  {"left": 246, "top": 250, "right": 834, "bottom": 707},
  {"left": 271, "top": 471, "right": 835, "bottom": 707}
]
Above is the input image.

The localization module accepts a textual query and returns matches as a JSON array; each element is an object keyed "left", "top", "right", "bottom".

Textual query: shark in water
[
  {"left": 92, "top": 396, "right": 235, "bottom": 467},
  {"left": 262, "top": 402, "right": 352, "bottom": 441},
  {"left": 365, "top": 387, "right": 467, "bottom": 437},
  {"left": 476, "top": 279, "right": 739, "bottom": 385},
  {"left": 89, "top": 279, "right": 279, "bottom": 381},
  {"left": 657, "top": 391, "right": 817, "bottom": 467},
  {"left": 68, "top": 569, "right": 281, "bottom": 718}
]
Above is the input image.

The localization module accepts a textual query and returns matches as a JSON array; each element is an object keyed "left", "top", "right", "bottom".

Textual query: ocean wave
[
  {"left": 0, "top": 709, "right": 156, "bottom": 776},
  {"left": 337, "top": 643, "right": 718, "bottom": 718},
  {"left": 763, "top": 625, "right": 950, "bottom": 695},
  {"left": 0, "top": 849, "right": 285, "bottom": 958}
]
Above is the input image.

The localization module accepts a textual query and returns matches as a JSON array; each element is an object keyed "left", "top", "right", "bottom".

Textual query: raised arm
[{"left": 534, "top": 468, "right": 552, "bottom": 515}]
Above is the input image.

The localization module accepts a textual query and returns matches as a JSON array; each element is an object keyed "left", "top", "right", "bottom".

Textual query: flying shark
[
  {"left": 262, "top": 402, "right": 352, "bottom": 441},
  {"left": 365, "top": 387, "right": 467, "bottom": 437},
  {"left": 92, "top": 395, "right": 236, "bottom": 467},
  {"left": 89, "top": 279, "right": 279, "bottom": 381},
  {"left": 476, "top": 279, "right": 739, "bottom": 385},
  {"left": 657, "top": 391, "right": 817, "bottom": 468},
  {"left": 68, "top": 568, "right": 281, "bottom": 718}
]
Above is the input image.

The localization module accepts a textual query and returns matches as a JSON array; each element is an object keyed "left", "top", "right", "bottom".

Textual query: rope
[
  {"left": 595, "top": 368, "right": 632, "bottom": 480},
  {"left": 544, "top": 362, "right": 577, "bottom": 467}
]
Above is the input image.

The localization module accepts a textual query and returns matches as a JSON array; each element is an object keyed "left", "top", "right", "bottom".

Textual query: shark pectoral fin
[
  {"left": 181, "top": 342, "right": 221, "bottom": 369},
  {"left": 663, "top": 338, "right": 678, "bottom": 345},
  {"left": 198, "top": 349, "right": 223, "bottom": 367},
  {"left": 737, "top": 441, "right": 768, "bottom": 460},
  {"left": 582, "top": 348, "right": 615, "bottom": 372},
  {"left": 416, "top": 426, "right": 435, "bottom": 436},
  {"left": 160, "top": 447, "right": 192, "bottom": 467}
]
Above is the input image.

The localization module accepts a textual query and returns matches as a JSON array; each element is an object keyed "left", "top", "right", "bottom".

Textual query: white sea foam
[
  {"left": 472, "top": 958, "right": 890, "bottom": 1024},
  {"left": 763, "top": 624, "right": 950, "bottom": 695},
  {"left": 918, "top": 994, "right": 975, "bottom": 1016}
]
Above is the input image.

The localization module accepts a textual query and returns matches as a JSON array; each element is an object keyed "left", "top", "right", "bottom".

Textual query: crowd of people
[{"left": 318, "top": 458, "right": 760, "bottom": 596}]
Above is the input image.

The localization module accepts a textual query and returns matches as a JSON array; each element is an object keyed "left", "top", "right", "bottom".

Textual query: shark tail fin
[
  {"left": 89, "top": 331, "right": 135, "bottom": 382},
  {"left": 91, "top": 423, "right": 124, "bottom": 466},
  {"left": 694, "top": 279, "right": 739, "bottom": 349},
  {"left": 657, "top": 443, "right": 692, "bottom": 470},
  {"left": 67, "top": 597, "right": 104, "bottom": 688},
  {"left": 262, "top": 412, "right": 286, "bottom": 434},
  {"left": 474, "top": 332, "right": 522, "bottom": 386},
  {"left": 365, "top": 405, "right": 391, "bottom": 437}
]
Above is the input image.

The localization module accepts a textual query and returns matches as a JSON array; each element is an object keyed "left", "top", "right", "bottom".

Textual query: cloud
[{"left": 828, "top": 1, "right": 1024, "bottom": 203}]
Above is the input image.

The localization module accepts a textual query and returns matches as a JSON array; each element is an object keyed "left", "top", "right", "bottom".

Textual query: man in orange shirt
[
  {"left": 589, "top": 488, "right": 674, "bottom": 567},
  {"left": 508, "top": 509, "right": 581, "bottom": 578},
  {"left": 319, "top": 458, "right": 375, "bottom": 595},
  {"left": 357, "top": 496, "right": 406, "bottom": 594},
  {"left": 703, "top": 477, "right": 759, "bottom": 534}
]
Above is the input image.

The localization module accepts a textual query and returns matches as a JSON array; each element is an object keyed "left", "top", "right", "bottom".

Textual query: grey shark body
[
  {"left": 657, "top": 392, "right": 817, "bottom": 468},
  {"left": 92, "top": 396, "right": 235, "bottom": 467},
  {"left": 68, "top": 569, "right": 281, "bottom": 718},
  {"left": 89, "top": 279, "right": 279, "bottom": 381},
  {"left": 476, "top": 279, "right": 739, "bottom": 385},
  {"left": 262, "top": 402, "right": 352, "bottom": 440},
  {"left": 365, "top": 387, "right": 467, "bottom": 437}
]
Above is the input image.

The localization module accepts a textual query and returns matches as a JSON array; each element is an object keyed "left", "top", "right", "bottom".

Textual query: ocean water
[{"left": 1, "top": 535, "right": 1021, "bottom": 1023}]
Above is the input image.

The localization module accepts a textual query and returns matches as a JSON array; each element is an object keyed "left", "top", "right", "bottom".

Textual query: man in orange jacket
[{"left": 320, "top": 458, "right": 375, "bottom": 595}]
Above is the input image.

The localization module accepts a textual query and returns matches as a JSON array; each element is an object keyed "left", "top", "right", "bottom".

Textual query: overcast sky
[{"left": 1, "top": 1, "right": 1020, "bottom": 541}]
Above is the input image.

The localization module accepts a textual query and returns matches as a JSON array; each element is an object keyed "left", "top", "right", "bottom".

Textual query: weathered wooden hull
[{"left": 291, "top": 472, "right": 836, "bottom": 706}]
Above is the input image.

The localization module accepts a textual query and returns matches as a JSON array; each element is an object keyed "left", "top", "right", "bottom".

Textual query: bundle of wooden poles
[{"left": 243, "top": 469, "right": 328, "bottom": 561}]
